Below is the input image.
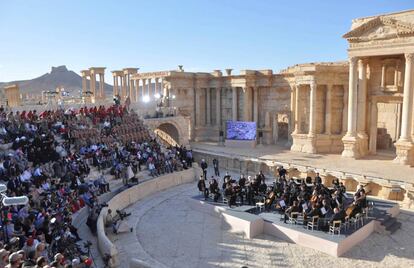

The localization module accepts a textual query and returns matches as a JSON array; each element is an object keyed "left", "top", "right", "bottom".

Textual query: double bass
[{"left": 265, "top": 191, "right": 276, "bottom": 209}]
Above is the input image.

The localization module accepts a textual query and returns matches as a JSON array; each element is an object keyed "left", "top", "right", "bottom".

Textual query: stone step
[
  {"left": 386, "top": 221, "right": 402, "bottom": 234},
  {"left": 381, "top": 217, "right": 397, "bottom": 229}
]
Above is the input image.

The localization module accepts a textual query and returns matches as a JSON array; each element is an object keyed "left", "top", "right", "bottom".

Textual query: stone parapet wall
[{"left": 97, "top": 166, "right": 201, "bottom": 267}]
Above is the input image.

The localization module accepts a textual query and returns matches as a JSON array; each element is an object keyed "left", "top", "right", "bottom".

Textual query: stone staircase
[{"left": 375, "top": 211, "right": 402, "bottom": 234}]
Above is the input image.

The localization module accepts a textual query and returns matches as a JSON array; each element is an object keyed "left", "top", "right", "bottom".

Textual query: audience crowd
[{"left": 0, "top": 104, "right": 192, "bottom": 268}]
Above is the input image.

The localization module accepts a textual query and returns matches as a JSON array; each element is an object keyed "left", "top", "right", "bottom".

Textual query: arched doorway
[{"left": 155, "top": 123, "right": 180, "bottom": 146}]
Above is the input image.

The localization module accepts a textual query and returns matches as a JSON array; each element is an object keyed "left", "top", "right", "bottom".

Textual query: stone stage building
[
  {"left": 74, "top": 10, "right": 414, "bottom": 205},
  {"left": 122, "top": 9, "right": 414, "bottom": 168}
]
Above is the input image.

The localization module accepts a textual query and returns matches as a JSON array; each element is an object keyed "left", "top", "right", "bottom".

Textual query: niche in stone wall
[
  {"left": 381, "top": 58, "right": 402, "bottom": 92},
  {"left": 277, "top": 113, "right": 289, "bottom": 140}
]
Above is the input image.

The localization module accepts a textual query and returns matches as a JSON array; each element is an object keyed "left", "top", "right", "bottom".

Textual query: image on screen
[{"left": 226, "top": 121, "right": 257, "bottom": 140}]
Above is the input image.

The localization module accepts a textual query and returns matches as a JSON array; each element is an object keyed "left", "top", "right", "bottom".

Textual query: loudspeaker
[
  {"left": 258, "top": 131, "right": 263, "bottom": 138},
  {"left": 219, "top": 131, "right": 224, "bottom": 137}
]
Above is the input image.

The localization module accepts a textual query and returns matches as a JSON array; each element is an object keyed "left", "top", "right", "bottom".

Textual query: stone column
[
  {"left": 398, "top": 53, "right": 414, "bottom": 142},
  {"left": 113, "top": 75, "right": 118, "bottom": 96},
  {"left": 155, "top": 78, "right": 159, "bottom": 95},
  {"left": 90, "top": 74, "right": 96, "bottom": 100},
  {"left": 253, "top": 87, "right": 259, "bottom": 123},
  {"left": 308, "top": 82, "right": 317, "bottom": 137},
  {"left": 206, "top": 88, "right": 211, "bottom": 125},
  {"left": 357, "top": 59, "right": 368, "bottom": 137},
  {"left": 195, "top": 88, "right": 202, "bottom": 127},
  {"left": 119, "top": 76, "right": 124, "bottom": 100},
  {"left": 216, "top": 87, "right": 221, "bottom": 127},
  {"left": 122, "top": 75, "right": 127, "bottom": 100},
  {"left": 347, "top": 57, "right": 358, "bottom": 136},
  {"left": 147, "top": 78, "right": 151, "bottom": 96},
  {"left": 232, "top": 87, "right": 238, "bottom": 121},
  {"left": 82, "top": 76, "right": 87, "bottom": 94},
  {"left": 325, "top": 85, "right": 332, "bottom": 135},
  {"left": 395, "top": 53, "right": 414, "bottom": 165},
  {"left": 342, "top": 85, "right": 348, "bottom": 133},
  {"left": 243, "top": 87, "right": 253, "bottom": 121},
  {"left": 141, "top": 79, "right": 146, "bottom": 98},
  {"left": 135, "top": 79, "right": 140, "bottom": 102},
  {"left": 342, "top": 57, "right": 360, "bottom": 158},
  {"left": 289, "top": 86, "right": 296, "bottom": 142},
  {"left": 99, "top": 73, "right": 105, "bottom": 99},
  {"left": 130, "top": 79, "right": 135, "bottom": 101},
  {"left": 369, "top": 101, "right": 378, "bottom": 154},
  {"left": 293, "top": 85, "right": 301, "bottom": 134}
]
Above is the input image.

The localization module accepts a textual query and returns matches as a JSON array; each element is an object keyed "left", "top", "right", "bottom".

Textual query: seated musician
[
  {"left": 246, "top": 184, "right": 254, "bottom": 205},
  {"left": 329, "top": 207, "right": 345, "bottom": 224},
  {"left": 314, "top": 173, "right": 322, "bottom": 185},
  {"left": 354, "top": 186, "right": 367, "bottom": 212},
  {"left": 239, "top": 175, "right": 246, "bottom": 188},
  {"left": 310, "top": 190, "right": 319, "bottom": 207},
  {"left": 320, "top": 199, "right": 333, "bottom": 218},
  {"left": 258, "top": 170, "right": 266, "bottom": 184},
  {"left": 338, "top": 182, "right": 346, "bottom": 193},
  {"left": 331, "top": 190, "right": 343, "bottom": 209},
  {"left": 224, "top": 184, "right": 236, "bottom": 208},
  {"left": 251, "top": 176, "right": 259, "bottom": 194},
  {"left": 209, "top": 177, "right": 220, "bottom": 202},
  {"left": 306, "top": 203, "right": 321, "bottom": 218},
  {"left": 258, "top": 180, "right": 267, "bottom": 194},
  {"left": 284, "top": 200, "right": 300, "bottom": 223},
  {"left": 298, "top": 184, "right": 309, "bottom": 200},
  {"left": 223, "top": 172, "right": 231, "bottom": 186},
  {"left": 222, "top": 176, "right": 229, "bottom": 191},
  {"left": 277, "top": 166, "right": 287, "bottom": 179},
  {"left": 197, "top": 176, "right": 209, "bottom": 200}
]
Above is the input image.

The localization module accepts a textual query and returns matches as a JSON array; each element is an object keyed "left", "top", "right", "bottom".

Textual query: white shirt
[{"left": 20, "top": 170, "right": 32, "bottom": 182}]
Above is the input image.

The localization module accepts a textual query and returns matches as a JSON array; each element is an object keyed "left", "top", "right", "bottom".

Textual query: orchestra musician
[
  {"left": 329, "top": 207, "right": 346, "bottom": 224},
  {"left": 284, "top": 200, "right": 300, "bottom": 223},
  {"left": 194, "top": 165, "right": 369, "bottom": 232},
  {"left": 209, "top": 176, "right": 220, "bottom": 202},
  {"left": 197, "top": 176, "right": 209, "bottom": 200}
]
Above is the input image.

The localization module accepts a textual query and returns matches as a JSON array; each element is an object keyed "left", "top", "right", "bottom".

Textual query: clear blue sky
[{"left": 0, "top": 0, "right": 412, "bottom": 83}]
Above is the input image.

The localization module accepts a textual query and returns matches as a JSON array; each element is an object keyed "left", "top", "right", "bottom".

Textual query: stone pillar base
[
  {"left": 302, "top": 135, "right": 316, "bottom": 153},
  {"left": 341, "top": 134, "right": 368, "bottom": 158},
  {"left": 291, "top": 134, "right": 316, "bottom": 153},
  {"left": 394, "top": 140, "right": 414, "bottom": 165}
]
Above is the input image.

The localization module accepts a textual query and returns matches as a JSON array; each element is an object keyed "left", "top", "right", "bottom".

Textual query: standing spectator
[
  {"left": 200, "top": 159, "right": 208, "bottom": 179},
  {"left": 212, "top": 158, "right": 220, "bottom": 176}
]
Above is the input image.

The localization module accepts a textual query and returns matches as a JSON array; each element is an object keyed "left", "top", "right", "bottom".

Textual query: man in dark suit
[
  {"left": 314, "top": 173, "right": 322, "bottom": 185},
  {"left": 212, "top": 158, "right": 219, "bottom": 176},
  {"left": 329, "top": 207, "right": 345, "bottom": 224},
  {"left": 200, "top": 159, "right": 208, "bottom": 179}
]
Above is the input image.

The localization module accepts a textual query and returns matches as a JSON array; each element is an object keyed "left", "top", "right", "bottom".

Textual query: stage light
[
  {"left": 154, "top": 93, "right": 161, "bottom": 99},
  {"left": 171, "top": 95, "right": 176, "bottom": 99},
  {"left": 143, "top": 95, "right": 150, "bottom": 103}
]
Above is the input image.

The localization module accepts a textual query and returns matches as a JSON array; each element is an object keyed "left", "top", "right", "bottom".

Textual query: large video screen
[{"left": 226, "top": 121, "right": 257, "bottom": 140}]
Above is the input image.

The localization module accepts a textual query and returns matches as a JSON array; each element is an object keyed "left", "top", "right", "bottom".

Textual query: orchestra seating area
[{"left": 191, "top": 194, "right": 400, "bottom": 257}]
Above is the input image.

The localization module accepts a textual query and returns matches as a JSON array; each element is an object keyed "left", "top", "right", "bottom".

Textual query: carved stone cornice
[{"left": 343, "top": 16, "right": 414, "bottom": 41}]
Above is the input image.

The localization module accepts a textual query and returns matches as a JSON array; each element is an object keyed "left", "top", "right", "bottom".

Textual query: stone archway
[
  {"left": 144, "top": 116, "right": 190, "bottom": 146},
  {"left": 155, "top": 123, "right": 180, "bottom": 146}
]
